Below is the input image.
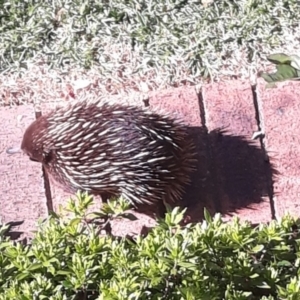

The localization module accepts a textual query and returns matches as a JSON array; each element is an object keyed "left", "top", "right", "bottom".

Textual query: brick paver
[
  {"left": 2, "top": 79, "right": 300, "bottom": 239},
  {"left": 258, "top": 79, "right": 300, "bottom": 218},
  {"left": 149, "top": 86, "right": 216, "bottom": 222},
  {"left": 0, "top": 105, "right": 47, "bottom": 239},
  {"left": 202, "top": 81, "right": 273, "bottom": 223}
]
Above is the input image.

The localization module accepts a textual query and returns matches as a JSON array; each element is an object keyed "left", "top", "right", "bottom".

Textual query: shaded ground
[{"left": 1, "top": 79, "right": 300, "bottom": 239}]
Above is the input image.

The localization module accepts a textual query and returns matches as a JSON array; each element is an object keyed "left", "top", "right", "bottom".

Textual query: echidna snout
[
  {"left": 21, "top": 117, "right": 49, "bottom": 163},
  {"left": 21, "top": 100, "right": 196, "bottom": 208}
]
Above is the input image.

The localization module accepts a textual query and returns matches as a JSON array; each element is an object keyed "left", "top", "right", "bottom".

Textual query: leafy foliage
[
  {"left": 1, "top": 193, "right": 300, "bottom": 299},
  {"left": 261, "top": 53, "right": 300, "bottom": 83}
]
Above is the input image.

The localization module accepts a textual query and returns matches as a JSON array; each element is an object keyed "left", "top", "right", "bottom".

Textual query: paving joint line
[
  {"left": 195, "top": 84, "right": 222, "bottom": 214},
  {"left": 251, "top": 84, "right": 276, "bottom": 220},
  {"left": 34, "top": 109, "right": 54, "bottom": 213}
]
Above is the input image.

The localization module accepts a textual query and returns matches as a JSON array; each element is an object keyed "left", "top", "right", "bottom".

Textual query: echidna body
[{"left": 21, "top": 100, "right": 195, "bottom": 207}]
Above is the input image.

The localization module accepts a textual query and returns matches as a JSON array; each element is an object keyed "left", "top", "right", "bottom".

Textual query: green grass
[{"left": 0, "top": 0, "right": 299, "bottom": 99}]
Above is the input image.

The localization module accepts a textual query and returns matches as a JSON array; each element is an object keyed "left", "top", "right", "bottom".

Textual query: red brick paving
[
  {"left": 149, "top": 86, "right": 201, "bottom": 126},
  {"left": 257, "top": 79, "right": 300, "bottom": 219},
  {"left": 202, "top": 81, "right": 272, "bottom": 223},
  {"left": 149, "top": 87, "right": 215, "bottom": 221},
  {"left": 1, "top": 80, "right": 300, "bottom": 239},
  {"left": 0, "top": 105, "right": 47, "bottom": 239}
]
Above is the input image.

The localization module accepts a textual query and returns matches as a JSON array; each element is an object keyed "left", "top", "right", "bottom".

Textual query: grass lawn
[{"left": 0, "top": 0, "right": 299, "bottom": 104}]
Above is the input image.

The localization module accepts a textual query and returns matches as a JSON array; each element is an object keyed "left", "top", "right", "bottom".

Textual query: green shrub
[{"left": 1, "top": 192, "right": 300, "bottom": 299}]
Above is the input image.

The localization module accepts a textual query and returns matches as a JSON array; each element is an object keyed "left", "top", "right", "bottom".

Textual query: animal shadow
[
  {"left": 179, "top": 126, "right": 277, "bottom": 223},
  {"left": 2, "top": 220, "right": 29, "bottom": 244}
]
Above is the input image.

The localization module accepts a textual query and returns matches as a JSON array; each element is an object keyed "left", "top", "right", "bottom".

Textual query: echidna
[{"left": 21, "top": 100, "right": 196, "bottom": 210}]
